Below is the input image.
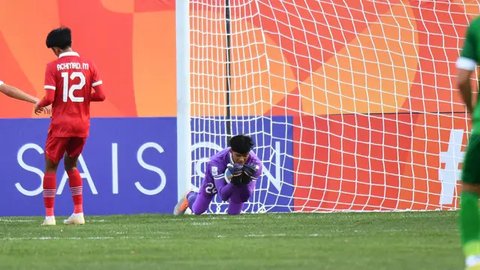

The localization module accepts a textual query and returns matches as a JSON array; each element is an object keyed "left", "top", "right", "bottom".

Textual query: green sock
[{"left": 460, "top": 191, "right": 480, "bottom": 256}]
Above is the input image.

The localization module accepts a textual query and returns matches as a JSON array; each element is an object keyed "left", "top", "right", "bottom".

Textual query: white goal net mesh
[{"left": 188, "top": 0, "right": 479, "bottom": 212}]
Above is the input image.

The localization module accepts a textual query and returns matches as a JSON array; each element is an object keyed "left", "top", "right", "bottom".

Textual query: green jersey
[
  {"left": 459, "top": 17, "right": 480, "bottom": 133},
  {"left": 460, "top": 17, "right": 480, "bottom": 63}
]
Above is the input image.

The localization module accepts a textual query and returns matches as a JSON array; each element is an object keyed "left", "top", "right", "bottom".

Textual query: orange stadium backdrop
[{"left": 0, "top": 0, "right": 177, "bottom": 118}]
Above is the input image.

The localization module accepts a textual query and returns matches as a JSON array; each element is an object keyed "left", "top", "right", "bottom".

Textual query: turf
[{"left": 0, "top": 211, "right": 462, "bottom": 270}]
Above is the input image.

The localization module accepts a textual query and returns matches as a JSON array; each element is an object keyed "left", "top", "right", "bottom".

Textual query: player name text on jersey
[{"left": 57, "top": 62, "right": 89, "bottom": 71}]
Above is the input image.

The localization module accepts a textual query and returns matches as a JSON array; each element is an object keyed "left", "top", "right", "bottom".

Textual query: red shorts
[{"left": 45, "top": 134, "right": 87, "bottom": 163}]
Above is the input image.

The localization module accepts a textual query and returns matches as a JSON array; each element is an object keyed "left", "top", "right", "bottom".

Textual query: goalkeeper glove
[
  {"left": 224, "top": 163, "right": 243, "bottom": 184},
  {"left": 243, "top": 163, "right": 259, "bottom": 178},
  {"left": 237, "top": 164, "right": 259, "bottom": 185},
  {"left": 230, "top": 176, "right": 244, "bottom": 186}
]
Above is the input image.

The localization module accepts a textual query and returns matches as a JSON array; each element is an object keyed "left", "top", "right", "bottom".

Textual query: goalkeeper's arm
[
  {"left": 213, "top": 164, "right": 241, "bottom": 201},
  {"left": 242, "top": 163, "right": 261, "bottom": 183}
]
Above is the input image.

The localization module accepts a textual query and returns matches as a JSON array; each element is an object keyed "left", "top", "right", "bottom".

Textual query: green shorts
[{"left": 462, "top": 133, "right": 480, "bottom": 184}]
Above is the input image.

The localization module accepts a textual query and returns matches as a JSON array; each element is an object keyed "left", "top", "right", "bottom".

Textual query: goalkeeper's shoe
[
  {"left": 64, "top": 213, "right": 85, "bottom": 225},
  {"left": 41, "top": 216, "right": 56, "bottom": 226},
  {"left": 173, "top": 192, "right": 190, "bottom": 215}
]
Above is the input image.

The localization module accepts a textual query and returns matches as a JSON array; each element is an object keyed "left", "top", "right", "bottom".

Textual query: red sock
[
  {"left": 43, "top": 172, "right": 56, "bottom": 217},
  {"left": 67, "top": 168, "right": 83, "bottom": 214}
]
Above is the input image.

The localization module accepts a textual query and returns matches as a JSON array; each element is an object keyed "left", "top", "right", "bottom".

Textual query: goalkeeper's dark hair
[
  {"left": 46, "top": 27, "right": 72, "bottom": 49},
  {"left": 229, "top": 135, "right": 254, "bottom": 154}
]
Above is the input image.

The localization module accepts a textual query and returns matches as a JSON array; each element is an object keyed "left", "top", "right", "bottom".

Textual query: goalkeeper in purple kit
[{"left": 174, "top": 135, "right": 262, "bottom": 215}]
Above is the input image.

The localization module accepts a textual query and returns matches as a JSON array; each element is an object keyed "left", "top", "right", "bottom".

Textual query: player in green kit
[{"left": 457, "top": 16, "right": 480, "bottom": 270}]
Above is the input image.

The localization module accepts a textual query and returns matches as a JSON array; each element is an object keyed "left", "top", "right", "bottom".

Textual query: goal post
[
  {"left": 180, "top": 0, "right": 479, "bottom": 212},
  {"left": 176, "top": 0, "right": 191, "bottom": 201}
]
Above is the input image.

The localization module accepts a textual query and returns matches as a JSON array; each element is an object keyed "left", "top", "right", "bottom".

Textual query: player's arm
[
  {"left": 213, "top": 163, "right": 241, "bottom": 201},
  {"left": 236, "top": 162, "right": 261, "bottom": 200},
  {"left": 89, "top": 64, "right": 105, "bottom": 102},
  {"left": 214, "top": 178, "right": 235, "bottom": 201},
  {"left": 0, "top": 82, "right": 39, "bottom": 104},
  {"left": 244, "top": 162, "right": 262, "bottom": 179},
  {"left": 457, "top": 67, "right": 475, "bottom": 114},
  {"left": 35, "top": 63, "right": 57, "bottom": 115},
  {"left": 241, "top": 161, "right": 261, "bottom": 184},
  {"left": 35, "top": 90, "right": 54, "bottom": 115},
  {"left": 456, "top": 22, "right": 478, "bottom": 114},
  {"left": 91, "top": 83, "right": 105, "bottom": 102}
]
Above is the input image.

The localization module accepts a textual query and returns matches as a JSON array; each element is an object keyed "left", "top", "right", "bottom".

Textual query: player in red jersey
[{"left": 35, "top": 27, "right": 106, "bottom": 226}]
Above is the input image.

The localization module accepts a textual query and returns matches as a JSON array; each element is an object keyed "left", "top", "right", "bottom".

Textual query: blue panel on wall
[
  {"left": 0, "top": 118, "right": 177, "bottom": 216},
  {"left": 190, "top": 116, "right": 294, "bottom": 213}
]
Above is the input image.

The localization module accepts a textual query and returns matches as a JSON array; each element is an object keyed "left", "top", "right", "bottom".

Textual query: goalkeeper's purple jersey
[
  {"left": 202, "top": 147, "right": 262, "bottom": 197},
  {"left": 189, "top": 147, "right": 263, "bottom": 214}
]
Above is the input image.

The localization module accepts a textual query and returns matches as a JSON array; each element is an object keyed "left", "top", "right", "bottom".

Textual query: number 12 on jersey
[{"left": 61, "top": 71, "right": 86, "bottom": 102}]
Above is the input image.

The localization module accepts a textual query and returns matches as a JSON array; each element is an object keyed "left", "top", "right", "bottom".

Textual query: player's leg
[
  {"left": 63, "top": 137, "right": 87, "bottom": 225},
  {"left": 190, "top": 191, "right": 214, "bottom": 215},
  {"left": 174, "top": 191, "right": 214, "bottom": 215},
  {"left": 41, "top": 134, "right": 65, "bottom": 226},
  {"left": 227, "top": 185, "right": 251, "bottom": 215},
  {"left": 173, "top": 190, "right": 194, "bottom": 215},
  {"left": 226, "top": 202, "right": 244, "bottom": 215},
  {"left": 42, "top": 157, "right": 60, "bottom": 225},
  {"left": 460, "top": 133, "right": 480, "bottom": 269},
  {"left": 174, "top": 181, "right": 215, "bottom": 215}
]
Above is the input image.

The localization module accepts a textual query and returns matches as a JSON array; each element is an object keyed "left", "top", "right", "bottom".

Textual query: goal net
[{"left": 187, "top": 0, "right": 479, "bottom": 212}]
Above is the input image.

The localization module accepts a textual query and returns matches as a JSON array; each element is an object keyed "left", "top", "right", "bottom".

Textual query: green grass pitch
[{"left": 0, "top": 211, "right": 462, "bottom": 270}]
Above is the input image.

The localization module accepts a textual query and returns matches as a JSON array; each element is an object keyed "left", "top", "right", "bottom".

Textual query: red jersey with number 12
[{"left": 44, "top": 51, "right": 102, "bottom": 137}]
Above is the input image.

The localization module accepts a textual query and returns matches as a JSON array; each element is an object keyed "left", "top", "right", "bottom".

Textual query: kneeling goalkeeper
[{"left": 174, "top": 134, "right": 262, "bottom": 215}]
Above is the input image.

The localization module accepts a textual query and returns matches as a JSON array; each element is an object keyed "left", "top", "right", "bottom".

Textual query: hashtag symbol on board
[{"left": 439, "top": 129, "right": 465, "bottom": 205}]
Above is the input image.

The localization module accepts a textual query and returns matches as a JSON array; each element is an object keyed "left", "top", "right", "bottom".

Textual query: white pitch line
[
  {"left": 1, "top": 236, "right": 150, "bottom": 241},
  {"left": 0, "top": 219, "right": 37, "bottom": 223},
  {"left": 243, "top": 233, "right": 322, "bottom": 238},
  {"left": 192, "top": 222, "right": 213, "bottom": 226}
]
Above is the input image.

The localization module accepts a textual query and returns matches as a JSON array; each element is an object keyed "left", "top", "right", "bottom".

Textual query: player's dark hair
[
  {"left": 229, "top": 135, "right": 254, "bottom": 154},
  {"left": 46, "top": 27, "right": 72, "bottom": 49}
]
